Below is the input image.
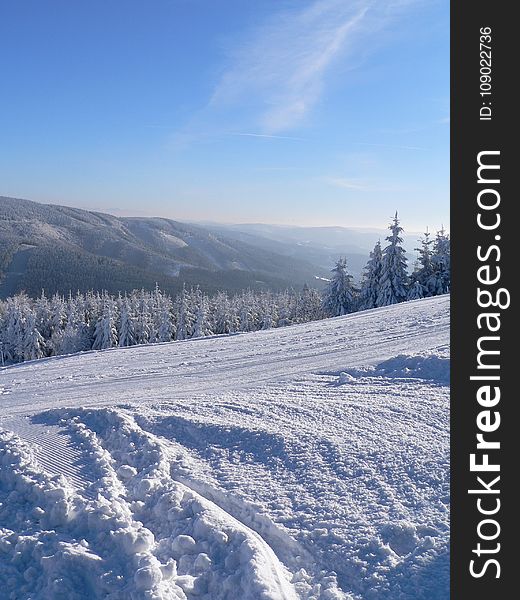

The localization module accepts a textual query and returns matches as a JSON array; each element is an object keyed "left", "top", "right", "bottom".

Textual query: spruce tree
[
  {"left": 34, "top": 291, "right": 52, "bottom": 343},
  {"left": 59, "top": 298, "right": 90, "bottom": 355},
  {"left": 118, "top": 297, "right": 137, "bottom": 347},
  {"left": 407, "top": 280, "right": 424, "bottom": 301},
  {"left": 322, "top": 257, "right": 356, "bottom": 316},
  {"left": 3, "top": 296, "right": 26, "bottom": 362},
  {"left": 239, "top": 302, "right": 253, "bottom": 332},
  {"left": 133, "top": 290, "right": 152, "bottom": 345},
  {"left": 376, "top": 212, "right": 409, "bottom": 306},
  {"left": 213, "top": 291, "right": 233, "bottom": 335},
  {"left": 431, "top": 227, "right": 451, "bottom": 294},
  {"left": 413, "top": 229, "right": 436, "bottom": 297},
  {"left": 297, "top": 284, "right": 323, "bottom": 322},
  {"left": 156, "top": 293, "right": 174, "bottom": 343},
  {"left": 175, "top": 285, "right": 194, "bottom": 340},
  {"left": 359, "top": 241, "right": 383, "bottom": 310},
  {"left": 22, "top": 311, "right": 46, "bottom": 361},
  {"left": 192, "top": 293, "right": 212, "bottom": 338},
  {"left": 92, "top": 298, "right": 118, "bottom": 350}
]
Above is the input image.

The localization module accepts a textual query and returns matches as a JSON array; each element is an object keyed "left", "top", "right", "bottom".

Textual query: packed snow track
[{"left": 1, "top": 296, "right": 450, "bottom": 600}]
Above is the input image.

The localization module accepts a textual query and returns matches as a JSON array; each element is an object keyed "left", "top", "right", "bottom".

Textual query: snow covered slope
[{"left": 0, "top": 296, "right": 450, "bottom": 600}]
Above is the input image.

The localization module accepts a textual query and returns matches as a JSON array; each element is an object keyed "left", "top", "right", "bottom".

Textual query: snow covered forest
[{"left": 0, "top": 214, "right": 450, "bottom": 364}]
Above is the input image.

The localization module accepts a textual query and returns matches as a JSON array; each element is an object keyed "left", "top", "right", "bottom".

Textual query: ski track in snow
[{"left": 0, "top": 296, "right": 450, "bottom": 599}]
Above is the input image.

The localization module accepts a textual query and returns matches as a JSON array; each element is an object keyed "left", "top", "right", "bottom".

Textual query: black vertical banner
[{"left": 451, "top": 1, "right": 514, "bottom": 598}]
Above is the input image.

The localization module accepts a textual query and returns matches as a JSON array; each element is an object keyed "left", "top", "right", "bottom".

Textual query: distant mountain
[
  {"left": 0, "top": 197, "right": 329, "bottom": 298},
  {"left": 204, "top": 222, "right": 423, "bottom": 277}
]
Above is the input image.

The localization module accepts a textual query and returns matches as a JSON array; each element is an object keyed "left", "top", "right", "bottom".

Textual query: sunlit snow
[{"left": 1, "top": 296, "right": 449, "bottom": 599}]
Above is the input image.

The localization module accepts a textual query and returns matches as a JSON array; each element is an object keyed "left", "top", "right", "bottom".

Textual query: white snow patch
[
  {"left": 160, "top": 232, "right": 189, "bottom": 248},
  {"left": 0, "top": 296, "right": 450, "bottom": 599},
  {"left": 337, "top": 353, "right": 450, "bottom": 385}
]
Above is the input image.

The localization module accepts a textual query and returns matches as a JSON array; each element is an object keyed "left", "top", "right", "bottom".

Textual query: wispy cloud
[
  {"left": 324, "top": 176, "right": 406, "bottom": 193},
  {"left": 355, "top": 142, "right": 427, "bottom": 151},
  {"left": 229, "top": 132, "right": 305, "bottom": 141},
  {"left": 325, "top": 177, "right": 376, "bottom": 191},
  {"left": 253, "top": 166, "right": 305, "bottom": 172},
  {"left": 210, "top": 0, "right": 413, "bottom": 134}
]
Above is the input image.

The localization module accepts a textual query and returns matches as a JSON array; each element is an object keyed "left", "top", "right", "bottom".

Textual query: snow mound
[
  {"left": 338, "top": 353, "right": 450, "bottom": 385},
  {"left": 2, "top": 408, "right": 333, "bottom": 600}
]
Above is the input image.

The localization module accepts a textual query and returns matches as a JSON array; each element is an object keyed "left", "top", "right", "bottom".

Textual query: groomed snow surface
[{"left": 0, "top": 296, "right": 450, "bottom": 600}]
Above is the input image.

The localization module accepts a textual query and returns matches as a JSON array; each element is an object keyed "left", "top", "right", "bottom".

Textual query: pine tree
[
  {"left": 49, "top": 293, "right": 66, "bottom": 335},
  {"left": 239, "top": 290, "right": 259, "bottom": 331},
  {"left": 34, "top": 291, "right": 52, "bottom": 344},
  {"left": 175, "top": 285, "right": 194, "bottom": 340},
  {"left": 257, "top": 292, "right": 277, "bottom": 330},
  {"left": 156, "top": 293, "right": 175, "bottom": 343},
  {"left": 92, "top": 298, "right": 118, "bottom": 350},
  {"left": 359, "top": 241, "right": 383, "bottom": 310},
  {"left": 192, "top": 292, "right": 212, "bottom": 338},
  {"left": 431, "top": 227, "right": 451, "bottom": 294},
  {"left": 296, "top": 284, "right": 323, "bottom": 323},
  {"left": 59, "top": 298, "right": 90, "bottom": 355},
  {"left": 22, "top": 311, "right": 46, "bottom": 361},
  {"left": 213, "top": 291, "right": 234, "bottom": 335},
  {"left": 82, "top": 291, "right": 100, "bottom": 347},
  {"left": 407, "top": 280, "right": 424, "bottom": 301},
  {"left": 2, "top": 296, "right": 26, "bottom": 362},
  {"left": 277, "top": 290, "right": 293, "bottom": 327},
  {"left": 133, "top": 290, "right": 152, "bottom": 345},
  {"left": 46, "top": 294, "right": 68, "bottom": 355},
  {"left": 118, "top": 297, "right": 136, "bottom": 347},
  {"left": 239, "top": 303, "right": 253, "bottom": 332},
  {"left": 413, "top": 229, "right": 436, "bottom": 297},
  {"left": 322, "top": 257, "right": 356, "bottom": 316},
  {"left": 376, "top": 212, "right": 409, "bottom": 306}
]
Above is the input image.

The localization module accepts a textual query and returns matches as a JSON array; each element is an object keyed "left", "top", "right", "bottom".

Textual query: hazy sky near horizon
[{"left": 0, "top": 0, "right": 449, "bottom": 230}]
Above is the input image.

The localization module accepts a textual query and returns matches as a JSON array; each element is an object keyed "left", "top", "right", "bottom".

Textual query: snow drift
[{"left": 0, "top": 296, "right": 450, "bottom": 599}]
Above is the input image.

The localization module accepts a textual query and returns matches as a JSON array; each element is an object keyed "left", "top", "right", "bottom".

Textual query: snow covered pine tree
[
  {"left": 322, "top": 257, "right": 357, "bottom": 316},
  {"left": 411, "top": 229, "right": 436, "bottom": 298},
  {"left": 376, "top": 212, "right": 409, "bottom": 307},
  {"left": 431, "top": 227, "right": 451, "bottom": 294},
  {"left": 359, "top": 240, "right": 383, "bottom": 310}
]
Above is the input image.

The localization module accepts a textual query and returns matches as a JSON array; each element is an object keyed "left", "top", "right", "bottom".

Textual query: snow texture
[{"left": 1, "top": 296, "right": 450, "bottom": 599}]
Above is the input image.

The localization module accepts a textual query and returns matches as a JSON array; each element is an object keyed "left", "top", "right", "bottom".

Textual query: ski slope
[{"left": 0, "top": 296, "right": 450, "bottom": 600}]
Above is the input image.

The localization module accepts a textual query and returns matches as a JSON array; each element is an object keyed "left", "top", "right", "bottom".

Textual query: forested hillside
[{"left": 0, "top": 197, "right": 327, "bottom": 298}]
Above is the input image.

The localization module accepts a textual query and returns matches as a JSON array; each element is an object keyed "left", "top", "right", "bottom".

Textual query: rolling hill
[
  {"left": 0, "top": 197, "right": 329, "bottom": 298},
  {"left": 203, "top": 222, "right": 423, "bottom": 277}
]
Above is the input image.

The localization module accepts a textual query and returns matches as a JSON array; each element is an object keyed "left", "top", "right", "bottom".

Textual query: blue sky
[{"left": 0, "top": 0, "right": 449, "bottom": 230}]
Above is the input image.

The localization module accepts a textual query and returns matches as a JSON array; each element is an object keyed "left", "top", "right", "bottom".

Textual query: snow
[
  {"left": 160, "top": 232, "right": 189, "bottom": 248},
  {"left": 0, "top": 296, "right": 450, "bottom": 599}
]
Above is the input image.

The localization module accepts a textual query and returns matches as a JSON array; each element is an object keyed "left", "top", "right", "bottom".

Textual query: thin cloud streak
[
  {"left": 253, "top": 166, "right": 305, "bottom": 172},
  {"left": 210, "top": 0, "right": 413, "bottom": 134},
  {"left": 230, "top": 133, "right": 306, "bottom": 141},
  {"left": 324, "top": 176, "right": 406, "bottom": 193},
  {"left": 355, "top": 142, "right": 427, "bottom": 151}
]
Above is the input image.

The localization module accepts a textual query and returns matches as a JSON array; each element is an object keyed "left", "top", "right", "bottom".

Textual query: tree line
[
  {"left": 0, "top": 286, "right": 325, "bottom": 363},
  {"left": 322, "top": 213, "right": 450, "bottom": 316},
  {"left": 0, "top": 213, "right": 449, "bottom": 364}
]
